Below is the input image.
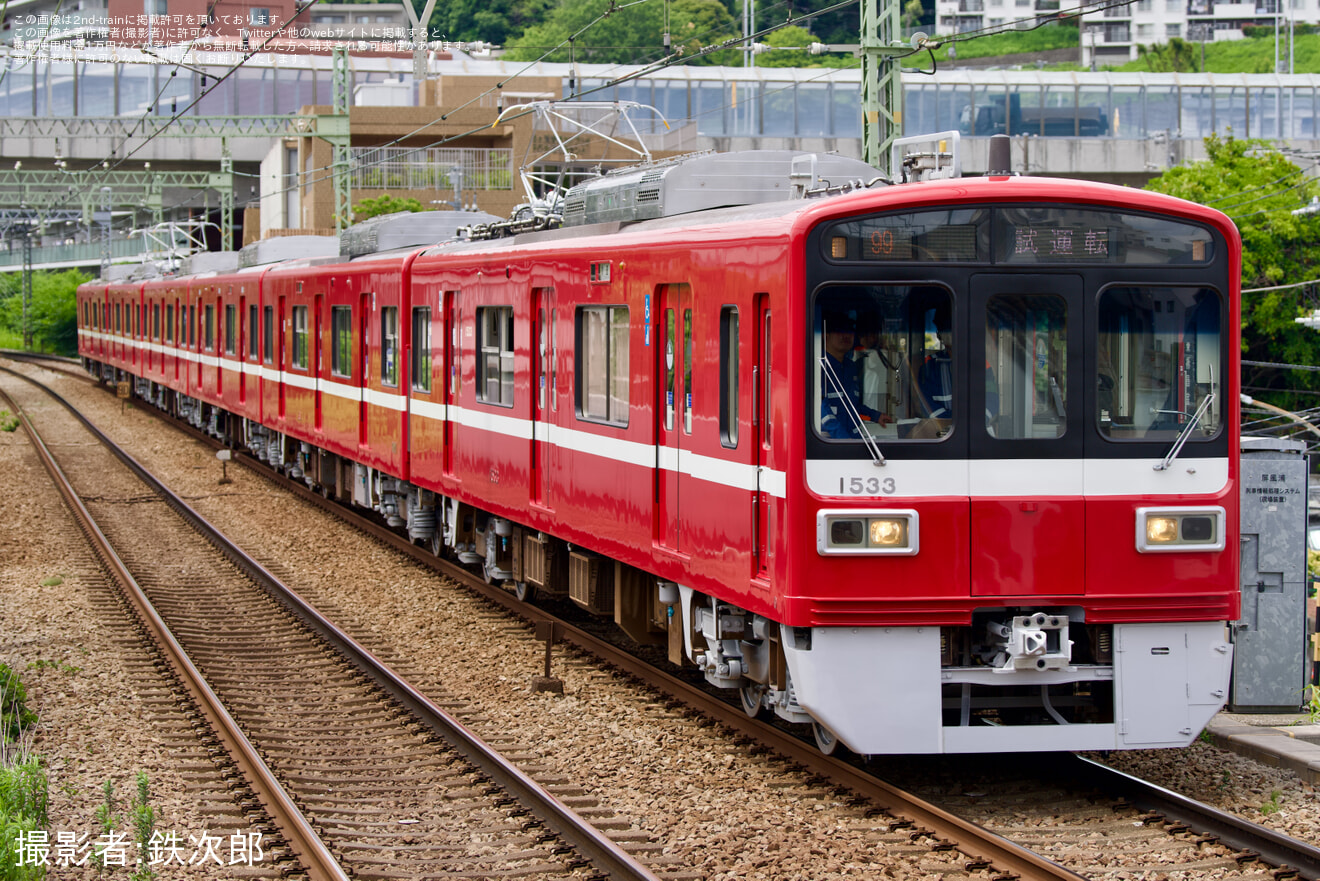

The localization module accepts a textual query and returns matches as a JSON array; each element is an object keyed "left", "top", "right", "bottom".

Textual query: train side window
[
  {"left": 115, "top": 303, "right": 121, "bottom": 333},
  {"left": 683, "top": 309, "right": 693, "bottom": 434},
  {"left": 292, "top": 305, "right": 309, "bottom": 369},
  {"left": 166, "top": 305, "right": 174, "bottom": 343},
  {"left": 263, "top": 306, "right": 274, "bottom": 364},
  {"left": 331, "top": 305, "right": 352, "bottom": 378},
  {"left": 204, "top": 304, "right": 215, "bottom": 352},
  {"left": 225, "top": 304, "right": 237, "bottom": 355},
  {"left": 762, "top": 311, "right": 772, "bottom": 448},
  {"left": 476, "top": 305, "right": 514, "bottom": 407},
  {"left": 381, "top": 306, "right": 399, "bottom": 387},
  {"left": 720, "top": 306, "right": 739, "bottom": 448},
  {"left": 411, "top": 306, "right": 431, "bottom": 393},
  {"left": 153, "top": 304, "right": 161, "bottom": 340},
  {"left": 248, "top": 305, "right": 258, "bottom": 359},
  {"left": 575, "top": 305, "right": 629, "bottom": 427},
  {"left": 664, "top": 310, "right": 675, "bottom": 431}
]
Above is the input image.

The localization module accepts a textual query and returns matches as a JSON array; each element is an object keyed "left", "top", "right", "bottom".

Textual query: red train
[{"left": 78, "top": 151, "right": 1241, "bottom": 755}]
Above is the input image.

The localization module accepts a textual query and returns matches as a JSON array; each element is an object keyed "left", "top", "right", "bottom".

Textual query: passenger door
[
  {"left": 754, "top": 295, "right": 771, "bottom": 578},
  {"left": 531, "top": 288, "right": 555, "bottom": 510},
  {"left": 656, "top": 284, "right": 692, "bottom": 552},
  {"left": 969, "top": 274, "right": 1084, "bottom": 597}
]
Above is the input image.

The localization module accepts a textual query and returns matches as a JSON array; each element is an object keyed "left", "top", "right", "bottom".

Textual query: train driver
[
  {"left": 854, "top": 310, "right": 892, "bottom": 418},
  {"left": 821, "top": 310, "right": 890, "bottom": 438}
]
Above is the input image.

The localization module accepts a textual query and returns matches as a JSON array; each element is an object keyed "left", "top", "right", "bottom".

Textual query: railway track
[
  {"left": 153, "top": 410, "right": 1320, "bottom": 881},
  {"left": 0, "top": 365, "right": 661, "bottom": 881},
  {"left": 11, "top": 357, "right": 1320, "bottom": 880}
]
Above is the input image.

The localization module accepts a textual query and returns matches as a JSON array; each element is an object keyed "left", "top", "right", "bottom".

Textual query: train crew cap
[{"left": 823, "top": 311, "right": 856, "bottom": 333}]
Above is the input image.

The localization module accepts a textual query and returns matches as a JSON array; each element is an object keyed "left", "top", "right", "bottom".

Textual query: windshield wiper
[
  {"left": 820, "top": 355, "right": 886, "bottom": 466},
  {"left": 1153, "top": 393, "right": 1215, "bottom": 472}
]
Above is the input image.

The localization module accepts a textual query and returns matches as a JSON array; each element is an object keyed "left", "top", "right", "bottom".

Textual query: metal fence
[
  {"left": 350, "top": 147, "right": 514, "bottom": 192},
  {"left": 0, "top": 237, "right": 144, "bottom": 270}
]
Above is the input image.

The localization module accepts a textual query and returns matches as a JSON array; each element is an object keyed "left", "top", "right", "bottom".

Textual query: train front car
[{"left": 786, "top": 177, "right": 1240, "bottom": 755}]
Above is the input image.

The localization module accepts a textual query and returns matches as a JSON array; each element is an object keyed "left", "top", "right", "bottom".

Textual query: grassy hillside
[
  {"left": 922, "top": 22, "right": 1320, "bottom": 73},
  {"left": 1112, "top": 31, "right": 1320, "bottom": 72},
  {"left": 928, "top": 22, "right": 1079, "bottom": 62}
]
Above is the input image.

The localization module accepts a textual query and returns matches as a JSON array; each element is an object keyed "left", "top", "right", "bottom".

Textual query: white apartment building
[{"left": 934, "top": 0, "right": 1311, "bottom": 68}]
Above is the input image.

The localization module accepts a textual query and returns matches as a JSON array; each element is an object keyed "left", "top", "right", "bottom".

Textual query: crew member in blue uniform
[{"left": 820, "top": 310, "right": 889, "bottom": 438}]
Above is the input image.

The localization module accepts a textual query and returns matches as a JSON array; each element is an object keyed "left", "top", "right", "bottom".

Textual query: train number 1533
[{"left": 840, "top": 476, "right": 896, "bottom": 495}]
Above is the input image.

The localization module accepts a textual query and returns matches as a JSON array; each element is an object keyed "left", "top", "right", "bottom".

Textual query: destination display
[{"left": 825, "top": 207, "right": 1214, "bottom": 266}]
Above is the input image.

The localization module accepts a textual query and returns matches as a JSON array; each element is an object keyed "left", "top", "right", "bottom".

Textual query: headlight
[
  {"left": 1136, "top": 507, "right": 1226, "bottom": 553},
  {"left": 869, "top": 518, "right": 907, "bottom": 546},
  {"left": 818, "top": 510, "right": 919, "bottom": 555},
  {"left": 1145, "top": 516, "right": 1179, "bottom": 544}
]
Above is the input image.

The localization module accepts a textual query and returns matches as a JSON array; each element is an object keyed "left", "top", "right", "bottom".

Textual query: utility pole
[
  {"left": 100, "top": 187, "right": 112, "bottom": 277},
  {"left": 20, "top": 221, "right": 32, "bottom": 350},
  {"left": 860, "top": 0, "right": 904, "bottom": 176},
  {"left": 744, "top": 0, "right": 754, "bottom": 68},
  {"left": 326, "top": 46, "right": 353, "bottom": 231}
]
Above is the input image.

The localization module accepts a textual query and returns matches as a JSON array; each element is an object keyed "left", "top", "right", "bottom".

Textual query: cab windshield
[
  {"left": 810, "top": 204, "right": 1226, "bottom": 454},
  {"left": 814, "top": 285, "right": 955, "bottom": 442},
  {"left": 1097, "top": 286, "right": 1221, "bottom": 440}
]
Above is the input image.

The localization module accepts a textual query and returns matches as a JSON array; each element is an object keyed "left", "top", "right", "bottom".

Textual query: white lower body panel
[{"left": 781, "top": 621, "right": 1232, "bottom": 755}]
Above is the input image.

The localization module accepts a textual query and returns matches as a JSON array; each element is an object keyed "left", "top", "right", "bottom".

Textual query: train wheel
[
  {"left": 514, "top": 580, "right": 535, "bottom": 603},
  {"left": 739, "top": 683, "right": 765, "bottom": 718},
  {"left": 812, "top": 721, "right": 840, "bottom": 756}
]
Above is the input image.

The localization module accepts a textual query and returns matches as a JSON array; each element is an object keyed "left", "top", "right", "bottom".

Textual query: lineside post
[{"left": 861, "top": 0, "right": 904, "bottom": 176}]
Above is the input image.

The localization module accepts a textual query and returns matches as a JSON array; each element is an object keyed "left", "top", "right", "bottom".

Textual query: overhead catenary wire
[
  {"left": 1244, "top": 277, "right": 1320, "bottom": 294},
  {"left": 1228, "top": 175, "right": 1320, "bottom": 220},
  {"left": 87, "top": 0, "right": 329, "bottom": 185},
  {"left": 49, "top": 0, "right": 864, "bottom": 206},
  {"left": 1244, "top": 359, "right": 1320, "bottom": 373},
  {"left": 228, "top": 0, "right": 868, "bottom": 204},
  {"left": 57, "top": 0, "right": 1124, "bottom": 223}
]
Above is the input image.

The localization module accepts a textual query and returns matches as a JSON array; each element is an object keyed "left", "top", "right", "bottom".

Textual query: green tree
[
  {"left": 0, "top": 268, "right": 88, "bottom": 355},
  {"left": 427, "top": 0, "right": 552, "bottom": 46},
  {"left": 352, "top": 194, "right": 425, "bottom": 220},
  {"left": 902, "top": 0, "right": 927, "bottom": 31},
  {"left": 1145, "top": 134, "right": 1320, "bottom": 411},
  {"left": 506, "top": 0, "right": 739, "bottom": 65},
  {"left": 1136, "top": 36, "right": 1201, "bottom": 71}
]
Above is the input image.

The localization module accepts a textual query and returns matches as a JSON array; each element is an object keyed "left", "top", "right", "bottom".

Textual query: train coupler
[{"left": 985, "top": 612, "right": 1074, "bottom": 673}]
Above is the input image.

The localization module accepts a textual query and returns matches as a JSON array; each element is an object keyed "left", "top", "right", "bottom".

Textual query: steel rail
[
  {"left": 227, "top": 402, "right": 1320, "bottom": 881},
  {"left": 1065, "top": 754, "right": 1320, "bottom": 880},
  {"left": 198, "top": 423, "right": 1087, "bottom": 881},
  {"left": 0, "top": 350, "right": 82, "bottom": 365},
  {"left": 0, "top": 366, "right": 662, "bottom": 881},
  {"left": 37, "top": 360, "right": 1320, "bottom": 881},
  {"left": 0, "top": 374, "right": 349, "bottom": 881}
]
